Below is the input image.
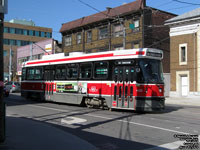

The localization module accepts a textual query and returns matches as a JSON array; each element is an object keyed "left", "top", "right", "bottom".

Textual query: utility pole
[
  {"left": 9, "top": 45, "right": 12, "bottom": 81},
  {"left": 0, "top": 0, "right": 8, "bottom": 143},
  {"left": 30, "top": 43, "right": 33, "bottom": 60}
]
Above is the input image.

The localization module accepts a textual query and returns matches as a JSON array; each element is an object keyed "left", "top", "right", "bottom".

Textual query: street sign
[{"left": 129, "top": 23, "right": 135, "bottom": 29}]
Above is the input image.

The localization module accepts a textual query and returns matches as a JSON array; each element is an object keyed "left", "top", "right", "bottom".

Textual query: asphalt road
[{"left": 4, "top": 93, "right": 200, "bottom": 150}]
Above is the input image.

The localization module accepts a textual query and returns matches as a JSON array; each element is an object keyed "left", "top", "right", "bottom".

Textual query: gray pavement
[
  {"left": 165, "top": 96, "right": 200, "bottom": 106},
  {"left": 1, "top": 96, "right": 200, "bottom": 150},
  {"left": 0, "top": 116, "right": 97, "bottom": 150}
]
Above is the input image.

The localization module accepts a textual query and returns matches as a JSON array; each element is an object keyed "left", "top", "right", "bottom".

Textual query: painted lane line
[
  {"left": 61, "top": 117, "right": 87, "bottom": 125},
  {"left": 85, "top": 114, "right": 190, "bottom": 135},
  {"left": 11, "top": 102, "right": 193, "bottom": 135}
]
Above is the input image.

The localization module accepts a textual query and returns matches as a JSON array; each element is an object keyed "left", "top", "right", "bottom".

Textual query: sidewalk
[
  {"left": 0, "top": 116, "right": 97, "bottom": 150},
  {"left": 165, "top": 96, "right": 200, "bottom": 107}
]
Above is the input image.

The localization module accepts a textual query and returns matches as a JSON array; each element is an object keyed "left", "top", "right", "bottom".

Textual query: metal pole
[
  {"left": 30, "top": 43, "right": 33, "bottom": 60},
  {"left": 0, "top": 12, "right": 5, "bottom": 143},
  {"left": 9, "top": 45, "right": 12, "bottom": 81},
  {"left": 123, "top": 26, "right": 126, "bottom": 49}
]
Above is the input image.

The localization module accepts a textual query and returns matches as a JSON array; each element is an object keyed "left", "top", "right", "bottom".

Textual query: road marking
[
  {"left": 85, "top": 114, "right": 190, "bottom": 135},
  {"left": 7, "top": 101, "right": 194, "bottom": 135},
  {"left": 61, "top": 117, "right": 87, "bottom": 125}
]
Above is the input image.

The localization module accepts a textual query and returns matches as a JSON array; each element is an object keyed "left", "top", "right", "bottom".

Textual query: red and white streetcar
[{"left": 21, "top": 48, "right": 165, "bottom": 111}]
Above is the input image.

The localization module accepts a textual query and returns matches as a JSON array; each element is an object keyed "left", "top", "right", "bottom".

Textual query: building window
[
  {"left": 77, "top": 33, "right": 82, "bottom": 44},
  {"left": 114, "top": 44, "right": 123, "bottom": 50},
  {"left": 65, "top": 35, "right": 72, "bottom": 46},
  {"left": 10, "top": 28, "right": 15, "bottom": 34},
  {"left": 113, "top": 24, "right": 123, "bottom": 37},
  {"left": 179, "top": 43, "right": 187, "bottom": 65},
  {"left": 4, "top": 27, "right": 9, "bottom": 33},
  {"left": 87, "top": 30, "right": 92, "bottom": 43},
  {"left": 35, "top": 31, "right": 40, "bottom": 37},
  {"left": 4, "top": 39, "right": 9, "bottom": 45},
  {"left": 29, "top": 30, "right": 34, "bottom": 36},
  {"left": 99, "top": 27, "right": 108, "bottom": 39},
  {"left": 132, "top": 19, "right": 140, "bottom": 32},
  {"left": 16, "top": 28, "right": 23, "bottom": 34},
  {"left": 10, "top": 39, "right": 16, "bottom": 46},
  {"left": 41, "top": 31, "right": 45, "bottom": 37},
  {"left": 132, "top": 41, "right": 140, "bottom": 48},
  {"left": 3, "top": 50, "right": 7, "bottom": 56},
  {"left": 46, "top": 32, "right": 51, "bottom": 38},
  {"left": 23, "top": 29, "right": 28, "bottom": 35},
  {"left": 16, "top": 40, "right": 21, "bottom": 46}
]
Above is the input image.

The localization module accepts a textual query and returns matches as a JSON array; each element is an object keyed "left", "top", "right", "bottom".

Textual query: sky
[{"left": 5, "top": 0, "right": 200, "bottom": 41}]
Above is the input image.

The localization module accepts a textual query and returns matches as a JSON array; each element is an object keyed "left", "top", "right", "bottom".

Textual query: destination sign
[{"left": 146, "top": 52, "right": 162, "bottom": 58}]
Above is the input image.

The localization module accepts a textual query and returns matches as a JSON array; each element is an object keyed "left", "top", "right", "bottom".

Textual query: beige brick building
[
  {"left": 60, "top": 0, "right": 176, "bottom": 73},
  {"left": 165, "top": 8, "right": 200, "bottom": 97}
]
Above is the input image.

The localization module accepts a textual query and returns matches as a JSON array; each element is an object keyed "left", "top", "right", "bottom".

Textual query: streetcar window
[
  {"left": 55, "top": 65, "right": 66, "bottom": 80},
  {"left": 80, "top": 63, "right": 92, "bottom": 79},
  {"left": 94, "top": 61, "right": 108, "bottom": 79},
  {"left": 138, "top": 59, "right": 164, "bottom": 83},
  {"left": 27, "top": 68, "right": 35, "bottom": 80},
  {"left": 22, "top": 68, "right": 26, "bottom": 81},
  {"left": 35, "top": 67, "right": 43, "bottom": 80},
  {"left": 67, "top": 64, "right": 78, "bottom": 79}
]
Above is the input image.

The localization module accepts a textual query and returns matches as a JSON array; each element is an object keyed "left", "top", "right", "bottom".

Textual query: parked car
[
  {"left": 3, "top": 86, "right": 10, "bottom": 97},
  {"left": 5, "top": 81, "right": 21, "bottom": 93}
]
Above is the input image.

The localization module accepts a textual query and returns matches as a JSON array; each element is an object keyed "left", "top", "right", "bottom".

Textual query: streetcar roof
[{"left": 23, "top": 48, "right": 163, "bottom": 67}]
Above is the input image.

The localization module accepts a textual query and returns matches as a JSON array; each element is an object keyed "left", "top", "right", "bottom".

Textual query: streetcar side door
[
  {"left": 44, "top": 66, "right": 54, "bottom": 101},
  {"left": 113, "top": 66, "right": 136, "bottom": 109}
]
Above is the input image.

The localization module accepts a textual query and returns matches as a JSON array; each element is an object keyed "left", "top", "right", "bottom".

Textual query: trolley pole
[{"left": 0, "top": 12, "right": 5, "bottom": 143}]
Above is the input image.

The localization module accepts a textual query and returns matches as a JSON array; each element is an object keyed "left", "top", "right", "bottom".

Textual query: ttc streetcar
[{"left": 21, "top": 48, "right": 165, "bottom": 111}]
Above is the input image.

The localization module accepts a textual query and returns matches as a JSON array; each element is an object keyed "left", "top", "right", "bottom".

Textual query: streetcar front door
[
  {"left": 44, "top": 68, "right": 54, "bottom": 101},
  {"left": 113, "top": 66, "right": 136, "bottom": 109}
]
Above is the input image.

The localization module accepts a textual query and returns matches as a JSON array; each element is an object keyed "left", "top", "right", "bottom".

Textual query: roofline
[{"left": 165, "top": 15, "right": 200, "bottom": 26}]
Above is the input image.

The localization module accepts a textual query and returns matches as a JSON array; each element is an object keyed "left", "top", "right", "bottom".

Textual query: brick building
[
  {"left": 165, "top": 8, "right": 200, "bottom": 97},
  {"left": 60, "top": 0, "right": 176, "bottom": 73},
  {"left": 3, "top": 19, "right": 52, "bottom": 81}
]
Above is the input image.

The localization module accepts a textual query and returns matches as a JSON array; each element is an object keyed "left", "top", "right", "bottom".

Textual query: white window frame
[
  {"left": 87, "top": 30, "right": 92, "bottom": 43},
  {"left": 77, "top": 33, "right": 82, "bottom": 44},
  {"left": 113, "top": 24, "right": 123, "bottom": 37},
  {"left": 132, "top": 19, "right": 140, "bottom": 32},
  {"left": 65, "top": 35, "right": 72, "bottom": 46},
  {"left": 99, "top": 26, "right": 108, "bottom": 40},
  {"left": 179, "top": 43, "right": 187, "bottom": 65}
]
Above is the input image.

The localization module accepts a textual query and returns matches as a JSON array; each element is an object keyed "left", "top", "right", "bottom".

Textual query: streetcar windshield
[{"left": 138, "top": 59, "right": 164, "bottom": 83}]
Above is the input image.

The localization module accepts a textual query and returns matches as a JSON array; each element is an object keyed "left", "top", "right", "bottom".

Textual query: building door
[{"left": 181, "top": 76, "right": 188, "bottom": 97}]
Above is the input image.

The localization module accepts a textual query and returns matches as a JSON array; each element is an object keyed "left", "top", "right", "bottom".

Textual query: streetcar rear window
[
  {"left": 67, "top": 64, "right": 78, "bottom": 79},
  {"left": 22, "top": 68, "right": 26, "bottom": 81},
  {"left": 80, "top": 63, "right": 92, "bottom": 79},
  {"left": 27, "top": 68, "right": 35, "bottom": 80},
  {"left": 94, "top": 61, "right": 108, "bottom": 79},
  {"left": 55, "top": 65, "right": 66, "bottom": 80},
  {"left": 35, "top": 68, "right": 43, "bottom": 80}
]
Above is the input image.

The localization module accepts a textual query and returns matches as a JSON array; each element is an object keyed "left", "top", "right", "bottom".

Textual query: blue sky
[{"left": 5, "top": 0, "right": 200, "bottom": 41}]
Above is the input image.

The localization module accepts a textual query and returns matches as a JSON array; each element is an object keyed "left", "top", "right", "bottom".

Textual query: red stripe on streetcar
[
  {"left": 26, "top": 51, "right": 145, "bottom": 65},
  {"left": 27, "top": 53, "right": 114, "bottom": 65}
]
